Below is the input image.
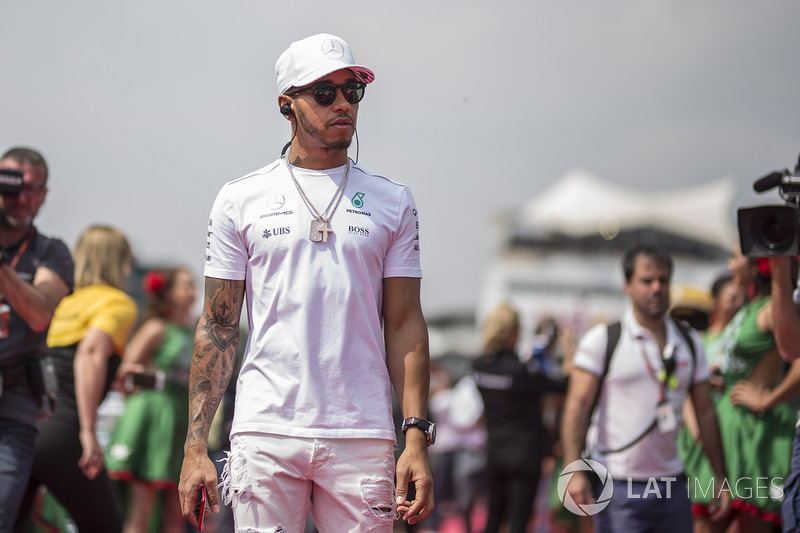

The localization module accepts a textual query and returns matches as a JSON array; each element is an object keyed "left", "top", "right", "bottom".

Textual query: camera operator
[
  {"left": 770, "top": 257, "right": 800, "bottom": 362},
  {"left": 763, "top": 255, "right": 800, "bottom": 532},
  {"left": 0, "top": 147, "right": 73, "bottom": 532}
]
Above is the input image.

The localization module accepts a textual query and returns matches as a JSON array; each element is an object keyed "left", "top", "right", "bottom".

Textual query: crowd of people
[
  {"left": 418, "top": 245, "right": 800, "bottom": 533},
  {"left": 2, "top": 32, "right": 435, "bottom": 533},
  {"left": 2, "top": 31, "right": 800, "bottom": 533},
  {"left": 0, "top": 146, "right": 209, "bottom": 533}
]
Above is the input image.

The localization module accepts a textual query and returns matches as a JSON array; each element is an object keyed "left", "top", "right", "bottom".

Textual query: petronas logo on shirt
[{"left": 352, "top": 192, "right": 365, "bottom": 209}]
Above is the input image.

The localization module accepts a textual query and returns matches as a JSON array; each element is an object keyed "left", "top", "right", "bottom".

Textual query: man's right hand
[
  {"left": 178, "top": 448, "right": 220, "bottom": 528},
  {"left": 566, "top": 470, "right": 596, "bottom": 508}
]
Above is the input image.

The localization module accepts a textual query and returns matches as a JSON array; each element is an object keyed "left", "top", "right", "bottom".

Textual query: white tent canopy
[{"left": 517, "top": 168, "right": 738, "bottom": 249}]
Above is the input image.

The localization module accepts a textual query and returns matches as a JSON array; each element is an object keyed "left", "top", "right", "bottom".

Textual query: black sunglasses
[{"left": 287, "top": 80, "right": 366, "bottom": 106}]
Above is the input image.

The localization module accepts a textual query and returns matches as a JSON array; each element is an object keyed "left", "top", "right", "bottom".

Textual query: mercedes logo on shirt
[
  {"left": 321, "top": 38, "right": 344, "bottom": 59},
  {"left": 267, "top": 194, "right": 286, "bottom": 210}
]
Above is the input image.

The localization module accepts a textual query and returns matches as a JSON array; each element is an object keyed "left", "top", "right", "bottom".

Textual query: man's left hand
[{"left": 394, "top": 438, "right": 434, "bottom": 524}]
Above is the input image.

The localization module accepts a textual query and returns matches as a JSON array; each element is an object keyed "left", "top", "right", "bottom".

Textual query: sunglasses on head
[{"left": 287, "top": 80, "right": 366, "bottom": 106}]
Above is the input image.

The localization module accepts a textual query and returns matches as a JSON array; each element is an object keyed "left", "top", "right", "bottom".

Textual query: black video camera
[
  {"left": 0, "top": 168, "right": 24, "bottom": 196},
  {"left": 737, "top": 153, "right": 800, "bottom": 257}
]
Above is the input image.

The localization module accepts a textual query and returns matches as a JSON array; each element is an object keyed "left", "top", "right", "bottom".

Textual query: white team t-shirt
[
  {"left": 205, "top": 158, "right": 422, "bottom": 441},
  {"left": 573, "top": 308, "right": 710, "bottom": 480}
]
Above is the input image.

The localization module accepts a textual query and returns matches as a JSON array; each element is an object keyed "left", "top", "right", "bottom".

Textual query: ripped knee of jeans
[
  {"left": 361, "top": 477, "right": 397, "bottom": 524},
  {"left": 219, "top": 448, "right": 252, "bottom": 506}
]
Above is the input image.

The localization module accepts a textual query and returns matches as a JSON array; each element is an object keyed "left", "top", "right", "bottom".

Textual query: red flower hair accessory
[
  {"left": 143, "top": 270, "right": 166, "bottom": 294},
  {"left": 755, "top": 257, "right": 772, "bottom": 278}
]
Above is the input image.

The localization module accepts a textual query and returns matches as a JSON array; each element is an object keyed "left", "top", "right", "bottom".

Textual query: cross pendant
[{"left": 309, "top": 219, "right": 334, "bottom": 243}]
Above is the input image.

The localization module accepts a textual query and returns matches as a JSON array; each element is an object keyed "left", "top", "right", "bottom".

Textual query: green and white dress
[
  {"left": 681, "top": 297, "right": 793, "bottom": 524},
  {"left": 106, "top": 323, "right": 194, "bottom": 489}
]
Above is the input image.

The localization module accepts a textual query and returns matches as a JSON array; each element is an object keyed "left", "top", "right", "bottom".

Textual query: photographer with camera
[{"left": 0, "top": 147, "right": 73, "bottom": 532}]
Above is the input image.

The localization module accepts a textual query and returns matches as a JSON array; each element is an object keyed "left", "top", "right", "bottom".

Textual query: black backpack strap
[
  {"left": 597, "top": 319, "right": 700, "bottom": 456},
  {"left": 588, "top": 321, "right": 621, "bottom": 424}
]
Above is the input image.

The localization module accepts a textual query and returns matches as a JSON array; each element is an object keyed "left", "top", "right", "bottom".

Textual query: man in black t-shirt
[{"left": 0, "top": 147, "right": 73, "bottom": 532}]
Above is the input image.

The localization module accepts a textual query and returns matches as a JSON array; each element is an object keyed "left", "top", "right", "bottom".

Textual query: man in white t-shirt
[
  {"left": 178, "top": 34, "right": 434, "bottom": 532},
  {"left": 561, "top": 245, "right": 729, "bottom": 532}
]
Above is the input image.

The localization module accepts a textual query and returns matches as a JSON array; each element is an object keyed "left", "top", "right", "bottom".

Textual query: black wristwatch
[{"left": 401, "top": 417, "right": 436, "bottom": 446}]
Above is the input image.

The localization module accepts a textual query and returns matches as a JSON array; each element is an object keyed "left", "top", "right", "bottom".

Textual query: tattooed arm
[{"left": 179, "top": 276, "right": 244, "bottom": 526}]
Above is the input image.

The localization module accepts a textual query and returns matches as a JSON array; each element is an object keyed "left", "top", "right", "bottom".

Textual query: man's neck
[
  {"left": 633, "top": 309, "right": 668, "bottom": 348},
  {"left": 0, "top": 225, "right": 32, "bottom": 249},
  {"left": 288, "top": 144, "right": 348, "bottom": 170}
]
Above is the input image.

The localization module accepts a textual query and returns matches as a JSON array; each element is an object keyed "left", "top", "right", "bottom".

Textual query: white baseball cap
[{"left": 276, "top": 33, "right": 375, "bottom": 95}]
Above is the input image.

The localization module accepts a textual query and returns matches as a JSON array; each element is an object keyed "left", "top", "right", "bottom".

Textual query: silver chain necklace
[{"left": 285, "top": 155, "right": 350, "bottom": 243}]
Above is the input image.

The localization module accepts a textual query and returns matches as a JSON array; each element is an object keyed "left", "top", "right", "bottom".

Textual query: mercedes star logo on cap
[{"left": 321, "top": 38, "right": 344, "bottom": 59}]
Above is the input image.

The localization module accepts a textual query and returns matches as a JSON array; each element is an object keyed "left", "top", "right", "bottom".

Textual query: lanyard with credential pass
[
  {"left": 640, "top": 342, "right": 679, "bottom": 434},
  {"left": 597, "top": 341, "right": 678, "bottom": 456}
]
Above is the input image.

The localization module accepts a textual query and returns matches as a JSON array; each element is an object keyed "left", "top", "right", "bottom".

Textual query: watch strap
[{"left": 401, "top": 417, "right": 435, "bottom": 446}]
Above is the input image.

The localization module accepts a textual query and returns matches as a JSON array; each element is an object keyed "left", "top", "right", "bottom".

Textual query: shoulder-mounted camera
[
  {"left": 738, "top": 152, "right": 800, "bottom": 257},
  {"left": 0, "top": 168, "right": 23, "bottom": 196}
]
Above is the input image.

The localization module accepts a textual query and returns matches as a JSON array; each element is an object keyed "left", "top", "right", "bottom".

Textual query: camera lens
[{"left": 755, "top": 210, "right": 797, "bottom": 253}]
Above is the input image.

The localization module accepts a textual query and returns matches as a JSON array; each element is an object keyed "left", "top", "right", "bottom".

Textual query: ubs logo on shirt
[{"left": 263, "top": 227, "right": 291, "bottom": 239}]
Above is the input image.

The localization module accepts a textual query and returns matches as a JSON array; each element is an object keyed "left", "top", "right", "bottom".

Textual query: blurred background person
[
  {"left": 561, "top": 245, "right": 727, "bottom": 533},
  {"left": 0, "top": 147, "right": 73, "bottom": 531},
  {"left": 688, "top": 248, "right": 800, "bottom": 532},
  {"left": 679, "top": 274, "right": 745, "bottom": 490},
  {"left": 766, "top": 256, "right": 800, "bottom": 532},
  {"left": 427, "top": 361, "right": 487, "bottom": 533},
  {"left": 473, "top": 303, "right": 568, "bottom": 533},
  {"left": 106, "top": 267, "right": 197, "bottom": 533},
  {"left": 704, "top": 275, "right": 747, "bottom": 355},
  {"left": 15, "top": 225, "right": 137, "bottom": 532},
  {"left": 426, "top": 362, "right": 459, "bottom": 531}
]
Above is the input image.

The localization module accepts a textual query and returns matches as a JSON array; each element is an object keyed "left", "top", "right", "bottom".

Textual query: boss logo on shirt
[{"left": 348, "top": 226, "right": 370, "bottom": 237}]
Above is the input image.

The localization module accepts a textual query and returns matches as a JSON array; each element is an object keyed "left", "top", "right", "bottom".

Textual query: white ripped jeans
[{"left": 220, "top": 433, "right": 397, "bottom": 533}]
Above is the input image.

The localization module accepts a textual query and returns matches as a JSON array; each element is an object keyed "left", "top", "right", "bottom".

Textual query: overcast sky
[{"left": 2, "top": 1, "right": 799, "bottom": 316}]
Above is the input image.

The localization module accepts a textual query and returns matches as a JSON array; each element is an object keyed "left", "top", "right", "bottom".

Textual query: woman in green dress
[
  {"left": 687, "top": 247, "right": 800, "bottom": 533},
  {"left": 679, "top": 274, "right": 744, "bottom": 526},
  {"left": 106, "top": 267, "right": 197, "bottom": 533}
]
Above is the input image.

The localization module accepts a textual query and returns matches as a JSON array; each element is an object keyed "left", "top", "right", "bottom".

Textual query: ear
[
  {"left": 278, "top": 96, "right": 293, "bottom": 119},
  {"left": 623, "top": 279, "right": 632, "bottom": 296}
]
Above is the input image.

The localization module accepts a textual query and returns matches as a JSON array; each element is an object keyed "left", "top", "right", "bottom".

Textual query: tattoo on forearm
[
  {"left": 185, "top": 278, "right": 242, "bottom": 449},
  {"left": 207, "top": 282, "right": 240, "bottom": 351}
]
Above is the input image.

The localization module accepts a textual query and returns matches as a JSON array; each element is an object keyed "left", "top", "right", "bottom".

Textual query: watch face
[{"left": 427, "top": 421, "right": 437, "bottom": 445}]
